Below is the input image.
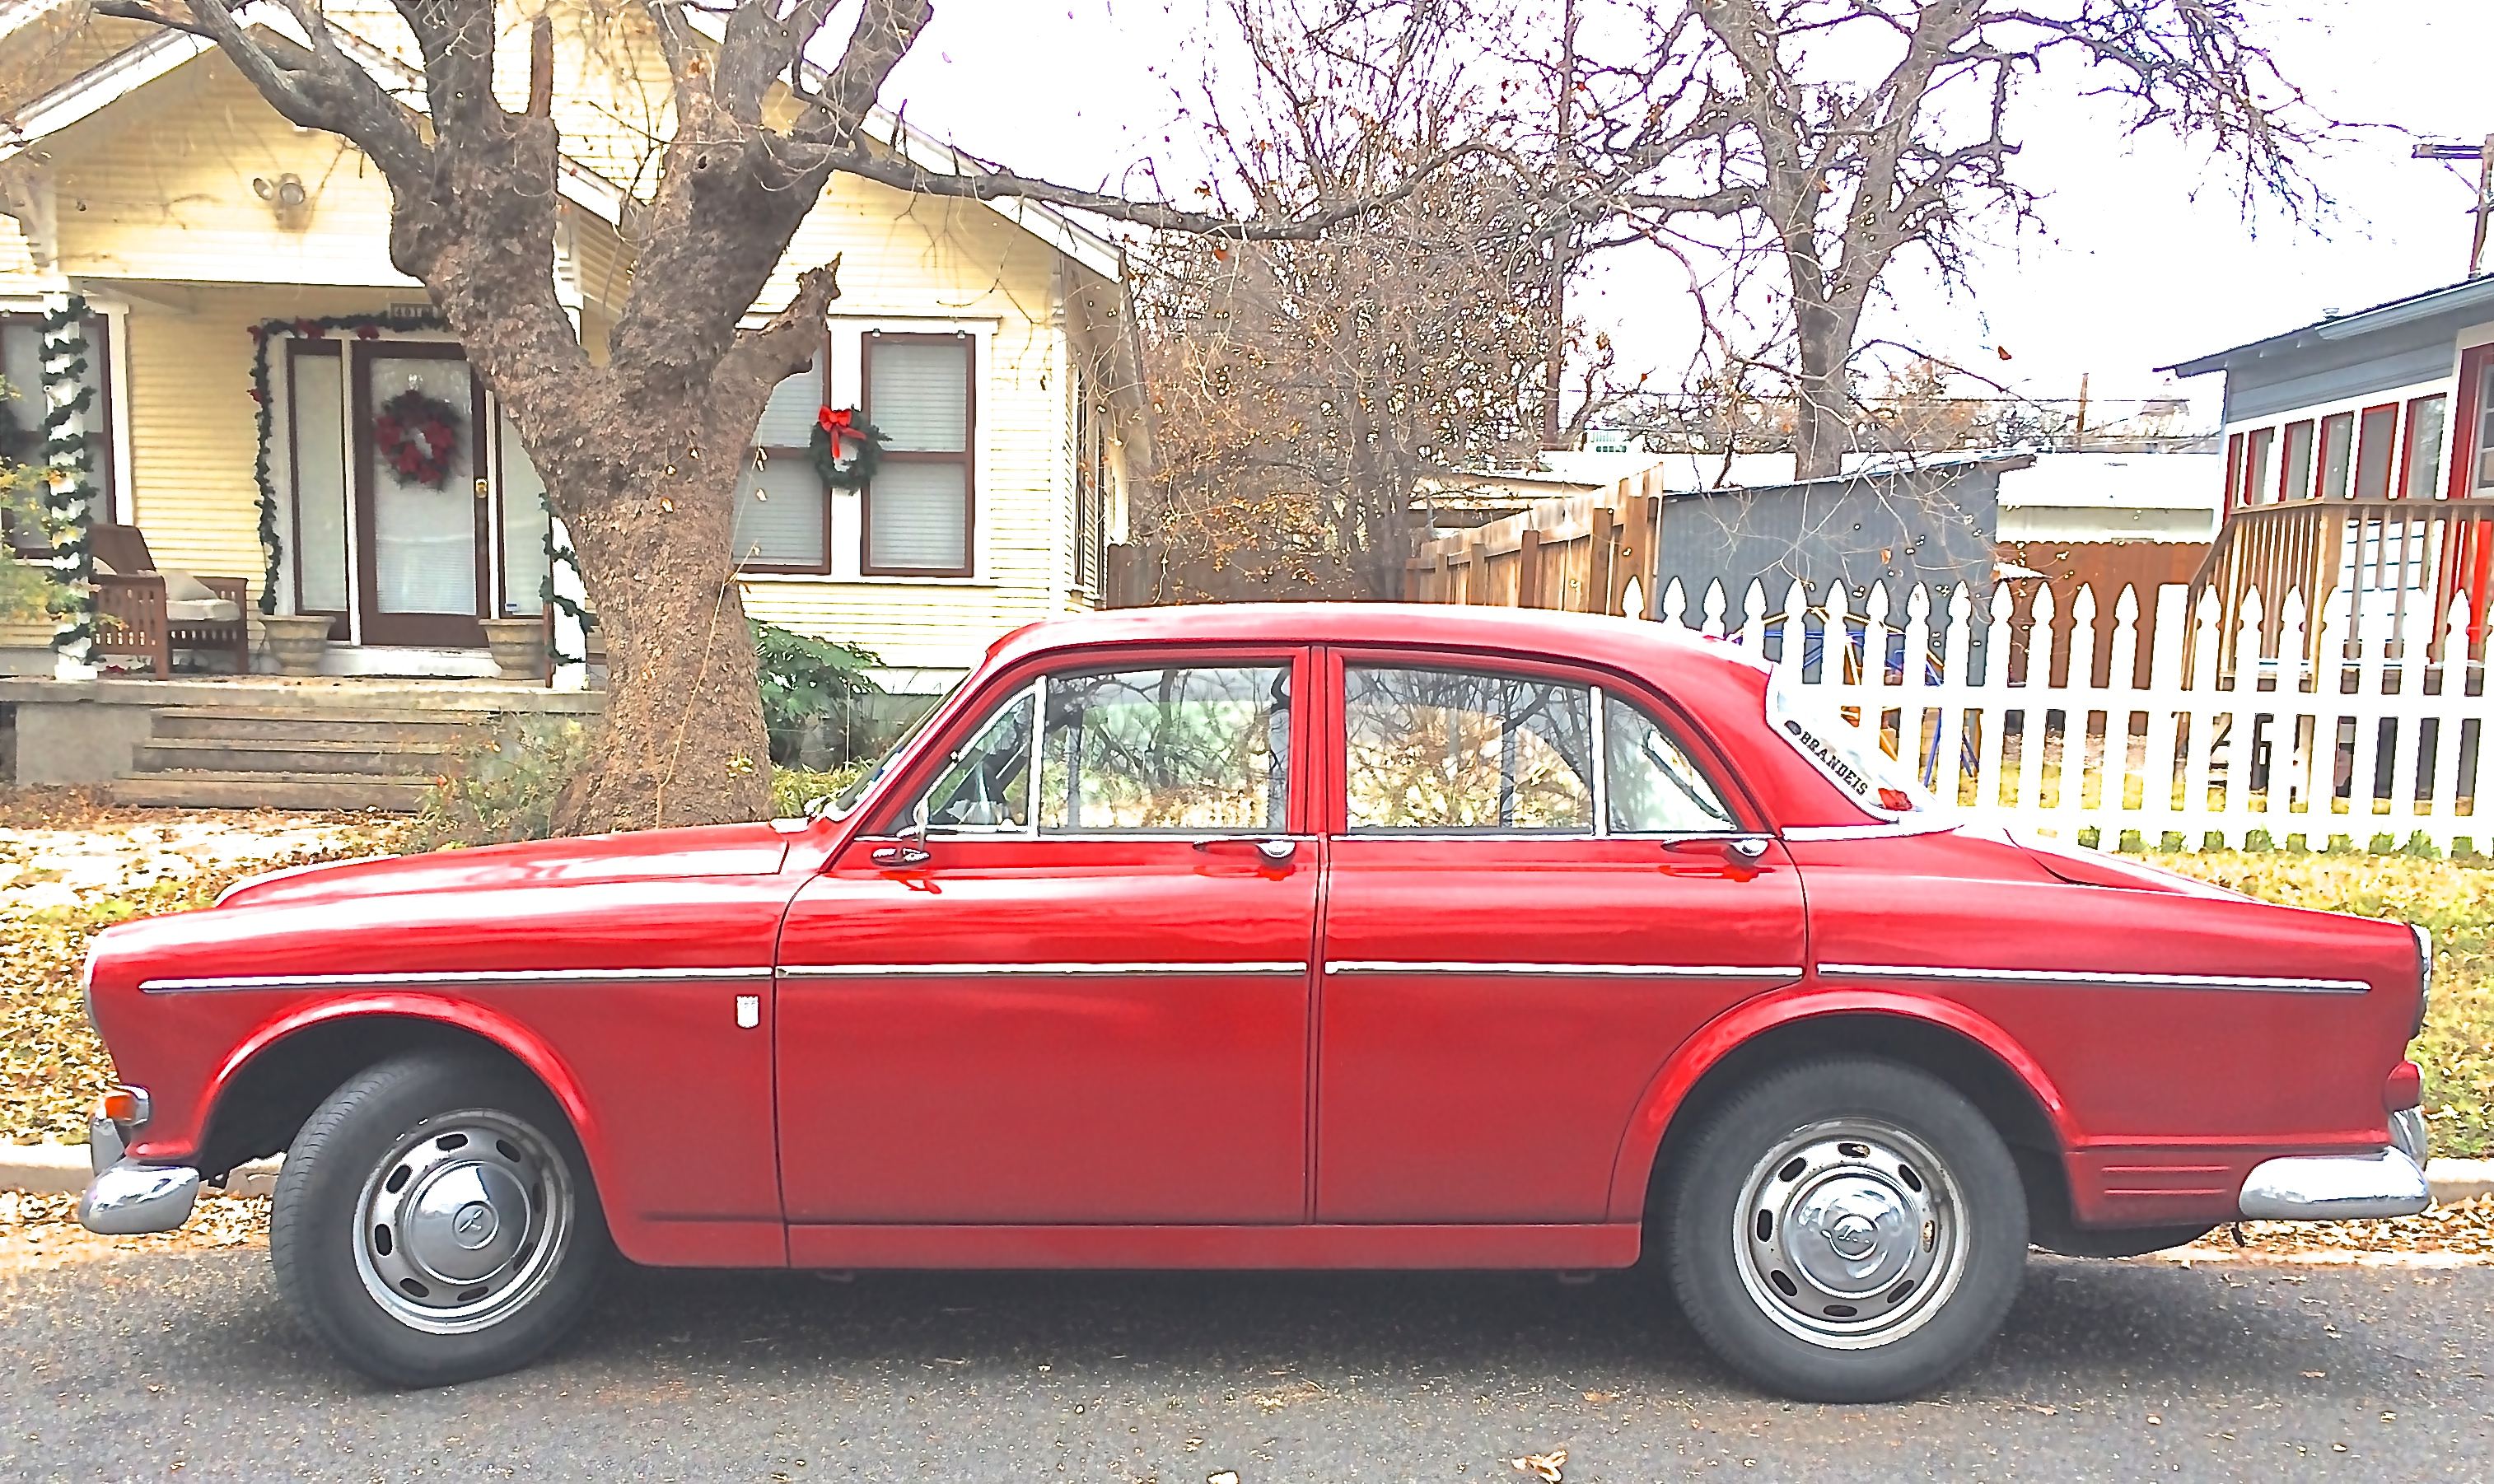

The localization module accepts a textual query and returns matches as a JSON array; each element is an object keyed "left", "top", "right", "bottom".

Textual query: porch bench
[{"left": 89, "top": 524, "right": 253, "bottom": 679}]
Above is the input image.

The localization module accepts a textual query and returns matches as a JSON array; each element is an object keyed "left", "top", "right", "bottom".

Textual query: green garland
[
  {"left": 246, "top": 311, "right": 443, "bottom": 614},
  {"left": 37, "top": 296, "right": 100, "bottom": 665},
  {"left": 543, "top": 507, "right": 593, "bottom": 669}
]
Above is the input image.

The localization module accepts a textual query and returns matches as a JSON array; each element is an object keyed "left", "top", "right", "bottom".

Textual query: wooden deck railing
[{"left": 2192, "top": 497, "right": 2494, "bottom": 667}]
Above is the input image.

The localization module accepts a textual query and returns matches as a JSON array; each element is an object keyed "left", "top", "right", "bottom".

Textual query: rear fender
[{"left": 1604, "top": 986, "right": 2080, "bottom": 1220}]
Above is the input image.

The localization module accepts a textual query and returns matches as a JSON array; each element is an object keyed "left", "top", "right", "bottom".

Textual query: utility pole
[
  {"left": 2412, "top": 133, "right": 2494, "bottom": 278},
  {"left": 1540, "top": 0, "right": 1579, "bottom": 450}
]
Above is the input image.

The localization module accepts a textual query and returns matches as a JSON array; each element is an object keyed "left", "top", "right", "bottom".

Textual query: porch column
[
  {"left": 548, "top": 213, "right": 593, "bottom": 692},
  {"left": 40, "top": 292, "right": 99, "bottom": 680}
]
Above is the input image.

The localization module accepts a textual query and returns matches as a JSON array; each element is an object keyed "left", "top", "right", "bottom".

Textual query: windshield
[
  {"left": 1763, "top": 665, "right": 1939, "bottom": 819},
  {"left": 812, "top": 678, "right": 965, "bottom": 820}
]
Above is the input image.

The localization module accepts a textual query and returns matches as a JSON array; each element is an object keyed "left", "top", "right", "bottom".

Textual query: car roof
[{"left": 989, "top": 602, "right": 1744, "bottom": 675}]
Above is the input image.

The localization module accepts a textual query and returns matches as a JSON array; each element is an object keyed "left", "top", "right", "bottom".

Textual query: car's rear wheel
[
  {"left": 1663, "top": 1057, "right": 2026, "bottom": 1402},
  {"left": 270, "top": 1052, "right": 608, "bottom": 1386}
]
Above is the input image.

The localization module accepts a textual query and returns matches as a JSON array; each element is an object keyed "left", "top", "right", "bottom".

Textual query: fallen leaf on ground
[{"left": 1510, "top": 1447, "right": 1567, "bottom": 1482}]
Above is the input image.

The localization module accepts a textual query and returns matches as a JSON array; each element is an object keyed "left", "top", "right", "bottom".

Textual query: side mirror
[{"left": 870, "top": 794, "right": 934, "bottom": 869}]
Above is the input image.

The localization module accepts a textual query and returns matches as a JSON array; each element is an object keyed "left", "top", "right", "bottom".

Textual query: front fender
[
  {"left": 167, "top": 992, "right": 609, "bottom": 1192},
  {"left": 1604, "top": 985, "right": 2079, "bottom": 1220}
]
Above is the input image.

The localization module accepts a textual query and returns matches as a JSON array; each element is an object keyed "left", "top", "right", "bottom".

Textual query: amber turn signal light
[{"left": 98, "top": 1088, "right": 145, "bottom": 1126}]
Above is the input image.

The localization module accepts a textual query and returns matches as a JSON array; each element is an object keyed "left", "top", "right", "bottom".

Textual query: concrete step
[
  {"left": 107, "top": 770, "right": 432, "bottom": 813},
  {"left": 133, "top": 737, "right": 455, "bottom": 778},
  {"left": 148, "top": 707, "right": 491, "bottom": 746}
]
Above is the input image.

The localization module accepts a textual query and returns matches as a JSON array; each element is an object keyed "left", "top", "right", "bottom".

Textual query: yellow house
[{"left": 0, "top": 1, "right": 1147, "bottom": 694}]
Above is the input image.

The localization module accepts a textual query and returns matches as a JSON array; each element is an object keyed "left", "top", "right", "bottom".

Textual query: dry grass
[{"left": 0, "top": 791, "right": 399, "bottom": 1145}]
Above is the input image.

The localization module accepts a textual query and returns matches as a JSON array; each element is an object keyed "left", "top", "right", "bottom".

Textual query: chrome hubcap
[
  {"left": 1732, "top": 1118, "right": 1967, "bottom": 1350},
  {"left": 353, "top": 1111, "right": 572, "bottom": 1335}
]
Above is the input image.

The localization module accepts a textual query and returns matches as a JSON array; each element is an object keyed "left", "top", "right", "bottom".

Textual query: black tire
[
  {"left": 1662, "top": 1057, "right": 2027, "bottom": 1402},
  {"left": 270, "top": 1052, "right": 609, "bottom": 1387}
]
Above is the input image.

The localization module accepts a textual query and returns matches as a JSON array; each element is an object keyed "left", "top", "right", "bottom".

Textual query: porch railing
[{"left": 2191, "top": 496, "right": 2494, "bottom": 670}]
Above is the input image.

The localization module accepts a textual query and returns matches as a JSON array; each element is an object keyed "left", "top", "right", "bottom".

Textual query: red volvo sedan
[{"left": 77, "top": 604, "right": 2431, "bottom": 1400}]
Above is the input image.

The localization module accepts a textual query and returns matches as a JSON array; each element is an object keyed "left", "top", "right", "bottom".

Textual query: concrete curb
[
  {"left": 0, "top": 1145, "right": 280, "bottom": 1199},
  {"left": 3, "top": 1143, "right": 2491, "bottom": 1208}
]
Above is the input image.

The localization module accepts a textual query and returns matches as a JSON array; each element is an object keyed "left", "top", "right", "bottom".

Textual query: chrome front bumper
[
  {"left": 76, "top": 1112, "right": 199, "bottom": 1236},
  {"left": 2237, "top": 1110, "right": 2433, "bottom": 1222}
]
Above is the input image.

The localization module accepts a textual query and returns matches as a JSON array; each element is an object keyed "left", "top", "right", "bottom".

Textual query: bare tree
[
  {"left": 82, "top": 0, "right": 1470, "bottom": 832},
  {"left": 1141, "top": 0, "right": 1622, "bottom": 600},
  {"left": 1562, "top": 0, "right": 2328, "bottom": 479}
]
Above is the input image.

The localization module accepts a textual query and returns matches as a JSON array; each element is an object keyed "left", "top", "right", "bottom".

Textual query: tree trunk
[
  {"left": 545, "top": 442, "right": 775, "bottom": 833},
  {"left": 1790, "top": 297, "right": 1856, "bottom": 483}
]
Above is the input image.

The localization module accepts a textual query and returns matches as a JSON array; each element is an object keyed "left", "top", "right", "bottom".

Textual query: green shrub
[
  {"left": 771, "top": 761, "right": 871, "bottom": 819},
  {"left": 753, "top": 621, "right": 882, "bottom": 765},
  {"left": 404, "top": 718, "right": 592, "bottom": 851}
]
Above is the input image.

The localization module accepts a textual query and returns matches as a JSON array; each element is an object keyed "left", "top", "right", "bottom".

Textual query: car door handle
[
  {"left": 1660, "top": 834, "right": 1772, "bottom": 861},
  {"left": 1192, "top": 836, "right": 1297, "bottom": 863},
  {"left": 871, "top": 844, "right": 932, "bottom": 867}
]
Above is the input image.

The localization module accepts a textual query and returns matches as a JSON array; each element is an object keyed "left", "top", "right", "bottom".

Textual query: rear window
[{"left": 1764, "top": 667, "right": 1936, "bottom": 819}]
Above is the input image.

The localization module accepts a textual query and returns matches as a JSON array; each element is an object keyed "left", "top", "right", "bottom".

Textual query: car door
[
  {"left": 1315, "top": 649, "right": 1808, "bottom": 1224},
  {"left": 777, "top": 647, "right": 1319, "bottom": 1226}
]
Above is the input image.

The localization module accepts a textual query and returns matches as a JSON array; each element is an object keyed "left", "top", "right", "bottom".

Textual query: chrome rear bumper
[{"left": 2238, "top": 1117, "right": 2431, "bottom": 1223}]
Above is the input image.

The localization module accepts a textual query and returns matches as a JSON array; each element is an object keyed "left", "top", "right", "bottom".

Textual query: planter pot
[
  {"left": 255, "top": 614, "right": 334, "bottom": 677},
  {"left": 479, "top": 616, "right": 549, "bottom": 682}
]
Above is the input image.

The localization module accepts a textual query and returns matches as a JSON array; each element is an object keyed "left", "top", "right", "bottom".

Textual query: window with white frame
[
  {"left": 2403, "top": 394, "right": 2447, "bottom": 500},
  {"left": 2, "top": 311, "right": 115, "bottom": 553},
  {"left": 732, "top": 349, "right": 831, "bottom": 572},
  {"left": 862, "top": 332, "right": 974, "bottom": 576},
  {"left": 1073, "top": 366, "right": 1109, "bottom": 593}
]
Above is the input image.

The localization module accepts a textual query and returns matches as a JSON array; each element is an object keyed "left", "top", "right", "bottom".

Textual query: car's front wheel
[
  {"left": 1663, "top": 1057, "right": 2027, "bottom": 1402},
  {"left": 270, "top": 1052, "right": 608, "bottom": 1386}
]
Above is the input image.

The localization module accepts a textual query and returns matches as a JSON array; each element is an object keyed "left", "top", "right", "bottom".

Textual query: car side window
[
  {"left": 1344, "top": 665, "right": 1595, "bottom": 832},
  {"left": 920, "top": 685, "right": 1035, "bottom": 830},
  {"left": 1604, "top": 694, "right": 1737, "bottom": 833},
  {"left": 1037, "top": 665, "right": 1291, "bottom": 832}
]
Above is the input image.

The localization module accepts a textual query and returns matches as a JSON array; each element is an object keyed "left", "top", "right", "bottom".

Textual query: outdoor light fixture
[{"left": 252, "top": 172, "right": 311, "bottom": 230}]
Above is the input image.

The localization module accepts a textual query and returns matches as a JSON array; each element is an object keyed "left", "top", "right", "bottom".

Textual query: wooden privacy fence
[
  {"left": 1642, "top": 574, "right": 2487, "bottom": 852},
  {"left": 1406, "top": 491, "right": 1662, "bottom": 617}
]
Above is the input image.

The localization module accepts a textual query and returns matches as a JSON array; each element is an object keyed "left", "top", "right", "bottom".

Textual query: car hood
[{"left": 214, "top": 823, "right": 795, "bottom": 909}]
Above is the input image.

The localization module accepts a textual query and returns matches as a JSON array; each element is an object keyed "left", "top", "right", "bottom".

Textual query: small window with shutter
[
  {"left": 862, "top": 332, "right": 974, "bottom": 576},
  {"left": 731, "top": 348, "right": 831, "bottom": 572}
]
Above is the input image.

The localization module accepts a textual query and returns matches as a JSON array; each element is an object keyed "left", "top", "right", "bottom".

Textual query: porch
[{"left": 0, "top": 672, "right": 603, "bottom": 809}]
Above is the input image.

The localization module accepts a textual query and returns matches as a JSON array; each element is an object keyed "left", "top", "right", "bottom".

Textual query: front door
[
  {"left": 1315, "top": 653, "right": 1809, "bottom": 1224},
  {"left": 776, "top": 651, "right": 1319, "bottom": 1227},
  {"left": 353, "top": 341, "right": 490, "bottom": 646}
]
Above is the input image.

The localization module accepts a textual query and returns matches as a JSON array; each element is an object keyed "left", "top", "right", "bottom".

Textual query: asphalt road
[{"left": 2, "top": 1250, "right": 2491, "bottom": 1482}]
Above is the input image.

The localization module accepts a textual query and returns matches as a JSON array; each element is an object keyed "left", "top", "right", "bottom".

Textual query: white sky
[{"left": 883, "top": 0, "right": 2494, "bottom": 422}]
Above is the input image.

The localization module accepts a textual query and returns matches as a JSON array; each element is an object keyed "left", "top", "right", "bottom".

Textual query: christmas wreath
[
  {"left": 374, "top": 388, "right": 464, "bottom": 488},
  {"left": 810, "top": 406, "right": 887, "bottom": 489}
]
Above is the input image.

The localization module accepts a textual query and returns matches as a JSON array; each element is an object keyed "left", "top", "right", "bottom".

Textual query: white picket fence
[{"left": 1642, "top": 576, "right": 2490, "bottom": 852}]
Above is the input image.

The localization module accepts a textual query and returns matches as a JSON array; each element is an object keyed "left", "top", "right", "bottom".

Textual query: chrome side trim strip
[
  {"left": 778, "top": 961, "right": 1310, "bottom": 979},
  {"left": 140, "top": 966, "right": 776, "bottom": 993},
  {"left": 1325, "top": 961, "right": 1803, "bottom": 979},
  {"left": 1818, "top": 963, "right": 2370, "bottom": 995}
]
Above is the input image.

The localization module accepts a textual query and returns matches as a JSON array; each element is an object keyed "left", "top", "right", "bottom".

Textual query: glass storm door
[{"left": 353, "top": 342, "right": 488, "bottom": 646}]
